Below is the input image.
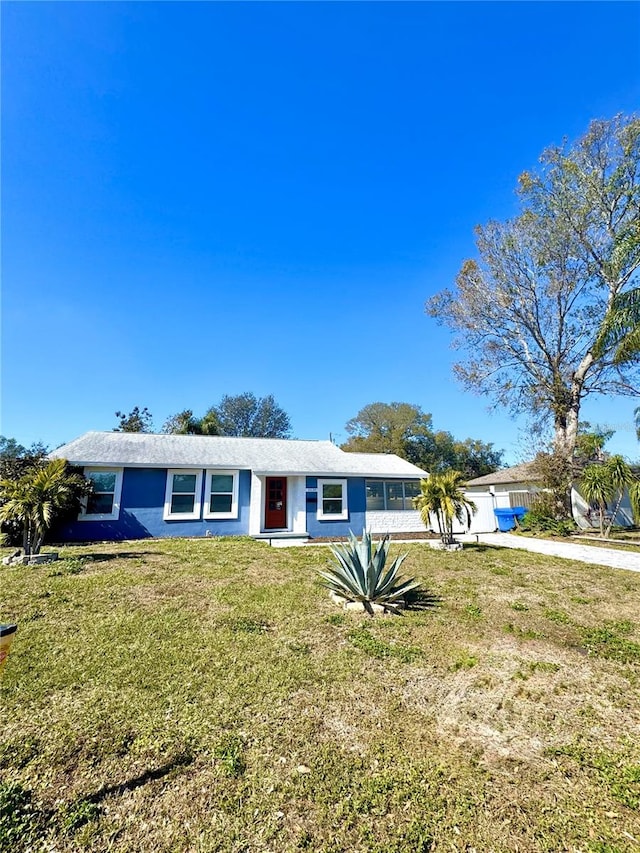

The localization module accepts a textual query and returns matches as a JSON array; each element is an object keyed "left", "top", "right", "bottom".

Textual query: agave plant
[{"left": 318, "top": 530, "right": 419, "bottom": 615}]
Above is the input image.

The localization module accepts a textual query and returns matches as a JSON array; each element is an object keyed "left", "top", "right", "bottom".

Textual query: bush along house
[{"left": 50, "top": 432, "right": 429, "bottom": 543}]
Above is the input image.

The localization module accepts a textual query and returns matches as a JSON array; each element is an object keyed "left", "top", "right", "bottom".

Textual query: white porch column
[{"left": 249, "top": 473, "right": 263, "bottom": 536}]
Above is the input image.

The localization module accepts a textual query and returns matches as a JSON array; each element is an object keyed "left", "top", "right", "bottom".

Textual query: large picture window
[
  {"left": 164, "top": 469, "right": 203, "bottom": 520},
  {"left": 317, "top": 479, "right": 348, "bottom": 521},
  {"left": 366, "top": 480, "right": 421, "bottom": 511},
  {"left": 204, "top": 470, "right": 239, "bottom": 519},
  {"left": 79, "top": 468, "right": 123, "bottom": 521}
]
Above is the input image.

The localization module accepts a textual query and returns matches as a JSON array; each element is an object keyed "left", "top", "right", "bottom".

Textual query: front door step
[{"left": 253, "top": 532, "right": 310, "bottom": 547}]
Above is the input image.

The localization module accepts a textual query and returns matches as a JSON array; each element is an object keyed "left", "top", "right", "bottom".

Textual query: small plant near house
[
  {"left": 0, "top": 459, "right": 89, "bottom": 558},
  {"left": 318, "top": 530, "right": 420, "bottom": 616}
]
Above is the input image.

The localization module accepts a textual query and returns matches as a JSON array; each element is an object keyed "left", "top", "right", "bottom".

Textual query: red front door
[{"left": 265, "top": 477, "right": 287, "bottom": 529}]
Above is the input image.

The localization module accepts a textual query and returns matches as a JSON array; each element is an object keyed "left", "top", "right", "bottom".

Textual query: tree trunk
[
  {"left": 605, "top": 491, "right": 625, "bottom": 539},
  {"left": 552, "top": 389, "right": 582, "bottom": 519},
  {"left": 24, "top": 519, "right": 33, "bottom": 556},
  {"left": 33, "top": 529, "right": 44, "bottom": 555},
  {"left": 553, "top": 405, "right": 580, "bottom": 463}
]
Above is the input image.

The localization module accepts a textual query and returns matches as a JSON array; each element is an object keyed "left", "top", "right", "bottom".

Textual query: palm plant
[
  {"left": 0, "top": 459, "right": 87, "bottom": 555},
  {"left": 579, "top": 463, "right": 612, "bottom": 536},
  {"left": 580, "top": 455, "right": 636, "bottom": 537},
  {"left": 318, "top": 530, "right": 419, "bottom": 616},
  {"left": 604, "top": 456, "right": 635, "bottom": 538},
  {"left": 413, "top": 471, "right": 476, "bottom": 544}
]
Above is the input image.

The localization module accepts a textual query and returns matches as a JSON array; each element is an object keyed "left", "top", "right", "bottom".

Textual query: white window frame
[
  {"left": 163, "top": 469, "right": 203, "bottom": 521},
  {"left": 203, "top": 469, "right": 239, "bottom": 520},
  {"left": 79, "top": 468, "right": 123, "bottom": 521},
  {"left": 317, "top": 478, "right": 348, "bottom": 521}
]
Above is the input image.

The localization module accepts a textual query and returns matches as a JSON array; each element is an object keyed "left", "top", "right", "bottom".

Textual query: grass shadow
[
  {"left": 84, "top": 750, "right": 195, "bottom": 805},
  {"left": 462, "top": 544, "right": 504, "bottom": 553},
  {"left": 81, "top": 551, "right": 158, "bottom": 563},
  {"left": 405, "top": 588, "right": 442, "bottom": 612}
]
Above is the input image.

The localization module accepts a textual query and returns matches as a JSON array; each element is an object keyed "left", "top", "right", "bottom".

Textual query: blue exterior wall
[
  {"left": 53, "top": 468, "right": 369, "bottom": 542},
  {"left": 305, "top": 477, "right": 366, "bottom": 538},
  {"left": 54, "top": 468, "right": 252, "bottom": 542}
]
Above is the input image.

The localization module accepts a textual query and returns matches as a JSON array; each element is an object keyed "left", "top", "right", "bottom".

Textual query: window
[
  {"left": 365, "top": 481, "right": 385, "bottom": 510},
  {"left": 164, "top": 469, "right": 203, "bottom": 520},
  {"left": 204, "top": 470, "right": 239, "bottom": 519},
  {"left": 317, "top": 479, "right": 348, "bottom": 521},
  {"left": 80, "top": 468, "right": 123, "bottom": 521},
  {"left": 366, "top": 480, "right": 421, "bottom": 511}
]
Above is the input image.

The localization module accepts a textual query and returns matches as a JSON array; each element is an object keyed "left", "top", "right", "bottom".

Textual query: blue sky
[{"left": 2, "top": 1, "right": 639, "bottom": 463}]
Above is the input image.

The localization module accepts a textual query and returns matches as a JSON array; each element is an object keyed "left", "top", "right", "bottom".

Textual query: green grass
[{"left": 2, "top": 538, "right": 640, "bottom": 852}]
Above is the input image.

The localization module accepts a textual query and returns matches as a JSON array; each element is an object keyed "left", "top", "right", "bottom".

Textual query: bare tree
[{"left": 428, "top": 115, "right": 640, "bottom": 462}]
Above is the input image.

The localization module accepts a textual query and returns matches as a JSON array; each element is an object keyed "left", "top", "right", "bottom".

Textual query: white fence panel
[{"left": 431, "top": 491, "right": 497, "bottom": 535}]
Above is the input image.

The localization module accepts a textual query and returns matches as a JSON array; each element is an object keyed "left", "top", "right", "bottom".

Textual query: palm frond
[{"left": 593, "top": 287, "right": 640, "bottom": 365}]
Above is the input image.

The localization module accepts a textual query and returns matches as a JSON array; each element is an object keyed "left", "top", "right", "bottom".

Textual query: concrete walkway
[{"left": 474, "top": 532, "right": 640, "bottom": 573}]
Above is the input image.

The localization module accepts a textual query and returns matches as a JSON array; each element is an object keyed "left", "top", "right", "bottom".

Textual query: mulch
[{"left": 310, "top": 531, "right": 438, "bottom": 543}]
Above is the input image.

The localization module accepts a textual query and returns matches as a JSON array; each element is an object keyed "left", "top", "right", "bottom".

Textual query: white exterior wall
[
  {"left": 366, "top": 510, "right": 424, "bottom": 533},
  {"left": 288, "top": 476, "right": 308, "bottom": 533},
  {"left": 572, "top": 485, "right": 635, "bottom": 530}
]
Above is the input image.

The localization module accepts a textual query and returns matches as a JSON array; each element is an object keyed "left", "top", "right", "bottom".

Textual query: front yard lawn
[{"left": 2, "top": 538, "right": 640, "bottom": 852}]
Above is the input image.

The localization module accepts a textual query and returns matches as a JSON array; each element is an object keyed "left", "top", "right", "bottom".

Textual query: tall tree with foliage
[
  {"left": 425, "top": 433, "right": 503, "bottom": 479},
  {"left": 161, "top": 409, "right": 204, "bottom": 435},
  {"left": 342, "top": 402, "right": 502, "bottom": 476},
  {"left": 343, "top": 402, "right": 434, "bottom": 463},
  {"left": 0, "top": 436, "right": 48, "bottom": 480},
  {"left": 164, "top": 394, "right": 291, "bottom": 438},
  {"left": 428, "top": 115, "right": 640, "bottom": 464},
  {"left": 114, "top": 407, "right": 154, "bottom": 433},
  {"left": 212, "top": 393, "right": 291, "bottom": 438}
]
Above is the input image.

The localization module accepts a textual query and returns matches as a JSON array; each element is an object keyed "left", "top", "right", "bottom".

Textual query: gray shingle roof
[
  {"left": 465, "top": 461, "right": 540, "bottom": 487},
  {"left": 50, "top": 432, "right": 428, "bottom": 478}
]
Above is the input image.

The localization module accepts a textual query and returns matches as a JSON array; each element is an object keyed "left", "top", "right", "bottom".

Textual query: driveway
[{"left": 474, "top": 533, "right": 640, "bottom": 573}]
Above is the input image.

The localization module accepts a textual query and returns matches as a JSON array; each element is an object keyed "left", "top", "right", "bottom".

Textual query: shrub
[
  {"left": 318, "top": 531, "right": 420, "bottom": 616},
  {"left": 519, "top": 493, "right": 576, "bottom": 536}
]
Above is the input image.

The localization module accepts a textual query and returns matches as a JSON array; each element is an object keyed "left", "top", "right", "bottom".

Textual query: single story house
[
  {"left": 50, "top": 432, "right": 429, "bottom": 542},
  {"left": 463, "top": 462, "right": 635, "bottom": 533}
]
